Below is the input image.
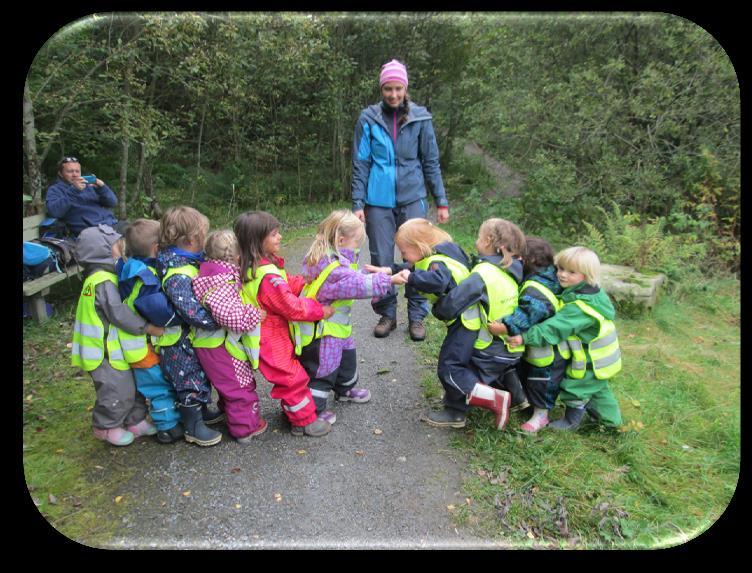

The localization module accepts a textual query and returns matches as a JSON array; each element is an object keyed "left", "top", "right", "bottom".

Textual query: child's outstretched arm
[
  {"left": 489, "top": 284, "right": 559, "bottom": 337},
  {"left": 198, "top": 281, "right": 264, "bottom": 334},
  {"left": 520, "top": 304, "right": 593, "bottom": 347},
  {"left": 95, "top": 282, "right": 163, "bottom": 337},
  {"left": 163, "top": 274, "right": 220, "bottom": 330},
  {"left": 316, "top": 266, "right": 395, "bottom": 302},
  {"left": 407, "top": 261, "right": 454, "bottom": 297},
  {"left": 258, "top": 274, "right": 329, "bottom": 322},
  {"left": 432, "top": 274, "right": 484, "bottom": 321}
]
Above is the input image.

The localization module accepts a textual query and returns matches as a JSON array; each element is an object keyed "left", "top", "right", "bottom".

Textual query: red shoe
[{"left": 467, "top": 383, "right": 511, "bottom": 430}]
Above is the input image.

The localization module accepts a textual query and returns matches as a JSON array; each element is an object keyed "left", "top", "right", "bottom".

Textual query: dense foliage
[{"left": 24, "top": 12, "right": 739, "bottom": 271}]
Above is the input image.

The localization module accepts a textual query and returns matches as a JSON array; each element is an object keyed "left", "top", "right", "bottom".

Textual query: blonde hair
[
  {"left": 304, "top": 210, "right": 365, "bottom": 266},
  {"left": 204, "top": 229, "right": 239, "bottom": 263},
  {"left": 478, "top": 218, "right": 526, "bottom": 267},
  {"left": 394, "top": 218, "right": 453, "bottom": 259},
  {"left": 124, "top": 218, "right": 160, "bottom": 258},
  {"left": 159, "top": 206, "right": 209, "bottom": 249},
  {"left": 555, "top": 246, "right": 601, "bottom": 286}
]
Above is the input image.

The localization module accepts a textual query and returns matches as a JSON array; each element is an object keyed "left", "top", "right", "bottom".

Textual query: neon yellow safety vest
[
  {"left": 119, "top": 266, "right": 159, "bottom": 364},
  {"left": 294, "top": 257, "right": 359, "bottom": 354},
  {"left": 238, "top": 264, "right": 286, "bottom": 369},
  {"left": 520, "top": 280, "right": 566, "bottom": 367},
  {"left": 471, "top": 262, "right": 525, "bottom": 354},
  {"left": 71, "top": 270, "right": 130, "bottom": 372},
  {"left": 192, "top": 277, "right": 251, "bottom": 361},
  {"left": 414, "top": 253, "right": 480, "bottom": 329},
  {"left": 154, "top": 264, "right": 198, "bottom": 348},
  {"left": 558, "top": 300, "right": 622, "bottom": 380}
]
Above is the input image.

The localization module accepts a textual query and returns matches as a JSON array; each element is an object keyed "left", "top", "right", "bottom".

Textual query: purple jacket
[{"left": 301, "top": 248, "right": 391, "bottom": 377}]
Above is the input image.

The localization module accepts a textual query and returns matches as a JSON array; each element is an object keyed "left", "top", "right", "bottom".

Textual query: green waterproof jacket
[{"left": 521, "top": 282, "right": 616, "bottom": 348}]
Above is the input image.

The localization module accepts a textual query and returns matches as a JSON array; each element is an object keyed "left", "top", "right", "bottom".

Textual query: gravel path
[{"left": 100, "top": 234, "right": 497, "bottom": 549}]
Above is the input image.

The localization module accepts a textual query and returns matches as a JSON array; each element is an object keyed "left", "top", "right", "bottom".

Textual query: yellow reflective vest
[
  {"left": 470, "top": 262, "right": 524, "bottom": 353},
  {"left": 192, "top": 276, "right": 251, "bottom": 362},
  {"left": 238, "top": 264, "right": 285, "bottom": 369},
  {"left": 558, "top": 300, "right": 622, "bottom": 380},
  {"left": 414, "top": 253, "right": 480, "bottom": 329},
  {"left": 71, "top": 270, "right": 130, "bottom": 372}
]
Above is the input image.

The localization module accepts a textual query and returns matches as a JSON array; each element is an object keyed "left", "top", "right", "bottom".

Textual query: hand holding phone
[{"left": 82, "top": 175, "right": 97, "bottom": 184}]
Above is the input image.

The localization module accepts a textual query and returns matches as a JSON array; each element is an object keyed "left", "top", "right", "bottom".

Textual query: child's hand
[
  {"left": 506, "top": 334, "right": 524, "bottom": 347},
  {"left": 145, "top": 324, "right": 165, "bottom": 337},
  {"left": 258, "top": 309, "right": 267, "bottom": 321},
  {"left": 364, "top": 264, "right": 391, "bottom": 275},
  {"left": 487, "top": 321, "right": 507, "bottom": 336},
  {"left": 391, "top": 269, "right": 410, "bottom": 285},
  {"left": 321, "top": 305, "right": 335, "bottom": 319}
]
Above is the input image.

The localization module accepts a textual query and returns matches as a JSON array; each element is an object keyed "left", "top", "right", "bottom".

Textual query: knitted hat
[{"left": 379, "top": 59, "right": 408, "bottom": 88}]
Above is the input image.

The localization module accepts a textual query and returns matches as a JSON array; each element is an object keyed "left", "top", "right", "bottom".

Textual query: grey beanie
[{"left": 75, "top": 224, "right": 122, "bottom": 266}]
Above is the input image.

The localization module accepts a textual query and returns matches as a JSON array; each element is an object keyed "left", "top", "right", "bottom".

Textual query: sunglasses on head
[{"left": 60, "top": 156, "right": 79, "bottom": 164}]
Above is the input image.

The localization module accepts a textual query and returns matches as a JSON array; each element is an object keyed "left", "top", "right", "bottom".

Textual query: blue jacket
[
  {"left": 45, "top": 178, "right": 118, "bottom": 236},
  {"left": 116, "top": 257, "right": 184, "bottom": 328},
  {"left": 352, "top": 101, "right": 448, "bottom": 211}
]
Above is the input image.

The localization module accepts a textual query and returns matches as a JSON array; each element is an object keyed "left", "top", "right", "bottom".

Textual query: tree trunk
[
  {"left": 143, "top": 162, "right": 162, "bottom": 219},
  {"left": 23, "top": 82, "right": 43, "bottom": 215},
  {"left": 119, "top": 137, "right": 129, "bottom": 220},
  {"left": 134, "top": 141, "right": 145, "bottom": 207},
  {"left": 191, "top": 103, "right": 207, "bottom": 204}
]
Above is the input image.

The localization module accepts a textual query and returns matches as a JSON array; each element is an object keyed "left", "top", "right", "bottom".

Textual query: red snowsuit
[{"left": 256, "top": 255, "right": 324, "bottom": 427}]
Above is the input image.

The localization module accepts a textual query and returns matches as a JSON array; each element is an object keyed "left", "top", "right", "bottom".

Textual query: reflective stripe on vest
[
  {"left": 71, "top": 270, "right": 130, "bottom": 372},
  {"left": 239, "top": 264, "right": 287, "bottom": 369},
  {"left": 414, "top": 253, "right": 478, "bottom": 330},
  {"left": 471, "top": 262, "right": 524, "bottom": 354},
  {"left": 155, "top": 265, "right": 198, "bottom": 348},
  {"left": 563, "top": 300, "right": 622, "bottom": 380},
  {"left": 519, "top": 280, "right": 564, "bottom": 367}
]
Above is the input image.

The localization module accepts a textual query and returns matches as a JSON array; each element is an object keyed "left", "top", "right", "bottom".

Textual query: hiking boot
[
  {"left": 126, "top": 419, "right": 157, "bottom": 438},
  {"left": 236, "top": 418, "right": 268, "bottom": 444},
  {"left": 93, "top": 426, "right": 134, "bottom": 447},
  {"left": 467, "top": 383, "right": 511, "bottom": 430},
  {"left": 373, "top": 316, "right": 397, "bottom": 338},
  {"left": 408, "top": 320, "right": 426, "bottom": 341},
  {"left": 501, "top": 370, "right": 530, "bottom": 412},
  {"left": 317, "top": 410, "right": 337, "bottom": 425},
  {"left": 156, "top": 422, "right": 185, "bottom": 444},
  {"left": 549, "top": 406, "right": 586, "bottom": 431},
  {"left": 201, "top": 404, "right": 225, "bottom": 425},
  {"left": 291, "top": 418, "right": 331, "bottom": 437},
  {"left": 421, "top": 408, "right": 467, "bottom": 428},
  {"left": 179, "top": 403, "right": 222, "bottom": 446},
  {"left": 335, "top": 388, "right": 371, "bottom": 403}
]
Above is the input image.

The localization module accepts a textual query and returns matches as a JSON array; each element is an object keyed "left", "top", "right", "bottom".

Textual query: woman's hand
[
  {"left": 354, "top": 209, "right": 366, "bottom": 223},
  {"left": 364, "top": 264, "right": 391, "bottom": 275},
  {"left": 437, "top": 206, "right": 449, "bottom": 224}
]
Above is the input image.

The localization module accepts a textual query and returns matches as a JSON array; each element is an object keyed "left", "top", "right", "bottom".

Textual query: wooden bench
[{"left": 23, "top": 213, "right": 82, "bottom": 323}]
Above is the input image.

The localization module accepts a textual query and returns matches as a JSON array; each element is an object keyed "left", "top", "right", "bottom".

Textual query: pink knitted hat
[{"left": 379, "top": 59, "right": 408, "bottom": 88}]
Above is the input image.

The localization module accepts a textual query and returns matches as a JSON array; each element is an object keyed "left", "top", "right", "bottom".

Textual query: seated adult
[{"left": 45, "top": 156, "right": 127, "bottom": 237}]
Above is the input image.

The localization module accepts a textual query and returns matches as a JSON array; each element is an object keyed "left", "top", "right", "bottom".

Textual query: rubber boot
[
  {"left": 501, "top": 370, "right": 530, "bottom": 412},
  {"left": 179, "top": 403, "right": 222, "bottom": 446},
  {"left": 156, "top": 422, "right": 185, "bottom": 444},
  {"left": 467, "top": 383, "right": 511, "bottom": 430},
  {"left": 549, "top": 405, "right": 586, "bottom": 431},
  {"left": 201, "top": 404, "right": 225, "bottom": 425},
  {"left": 421, "top": 408, "right": 467, "bottom": 428}
]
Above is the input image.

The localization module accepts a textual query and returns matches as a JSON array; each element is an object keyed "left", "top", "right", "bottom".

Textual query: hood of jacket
[
  {"left": 75, "top": 224, "right": 121, "bottom": 270},
  {"left": 561, "top": 281, "right": 616, "bottom": 320},
  {"left": 117, "top": 256, "right": 160, "bottom": 300},
  {"left": 432, "top": 241, "right": 471, "bottom": 270},
  {"left": 524, "top": 264, "right": 562, "bottom": 295},
  {"left": 193, "top": 259, "right": 240, "bottom": 303},
  {"left": 301, "top": 249, "right": 359, "bottom": 283}
]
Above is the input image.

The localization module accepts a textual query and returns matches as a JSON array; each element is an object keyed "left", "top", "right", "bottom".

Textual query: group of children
[{"left": 71, "top": 206, "right": 622, "bottom": 448}]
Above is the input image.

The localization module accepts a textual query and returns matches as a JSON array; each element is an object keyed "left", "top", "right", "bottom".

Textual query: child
[
  {"left": 156, "top": 206, "right": 224, "bottom": 447},
  {"left": 233, "top": 210, "right": 335, "bottom": 437},
  {"left": 488, "top": 236, "right": 566, "bottom": 433},
  {"left": 297, "top": 210, "right": 407, "bottom": 425},
  {"left": 365, "top": 218, "right": 511, "bottom": 430},
  {"left": 117, "top": 218, "right": 185, "bottom": 444},
  {"left": 433, "top": 218, "right": 528, "bottom": 417},
  {"left": 192, "top": 229, "right": 268, "bottom": 444},
  {"left": 71, "top": 224, "right": 162, "bottom": 446},
  {"left": 506, "top": 246, "right": 623, "bottom": 431}
]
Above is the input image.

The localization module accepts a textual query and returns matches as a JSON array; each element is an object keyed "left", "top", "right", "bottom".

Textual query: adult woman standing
[{"left": 351, "top": 59, "right": 450, "bottom": 340}]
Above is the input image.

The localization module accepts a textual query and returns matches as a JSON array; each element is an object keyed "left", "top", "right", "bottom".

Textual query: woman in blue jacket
[{"left": 351, "top": 59, "right": 450, "bottom": 341}]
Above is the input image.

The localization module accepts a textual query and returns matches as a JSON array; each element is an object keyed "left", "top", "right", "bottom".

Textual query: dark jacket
[
  {"left": 45, "top": 178, "right": 118, "bottom": 236},
  {"left": 117, "top": 257, "right": 183, "bottom": 328},
  {"left": 352, "top": 101, "right": 447, "bottom": 211}
]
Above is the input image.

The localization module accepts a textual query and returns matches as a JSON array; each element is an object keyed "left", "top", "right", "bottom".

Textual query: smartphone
[{"left": 82, "top": 175, "right": 97, "bottom": 184}]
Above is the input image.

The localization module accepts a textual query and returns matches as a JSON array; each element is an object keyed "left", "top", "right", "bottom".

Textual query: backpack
[
  {"left": 37, "top": 236, "right": 77, "bottom": 268},
  {"left": 23, "top": 241, "right": 61, "bottom": 281},
  {"left": 39, "top": 217, "right": 70, "bottom": 239}
]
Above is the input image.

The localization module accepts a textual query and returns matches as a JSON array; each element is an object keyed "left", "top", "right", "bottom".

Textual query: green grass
[{"left": 414, "top": 277, "right": 740, "bottom": 548}]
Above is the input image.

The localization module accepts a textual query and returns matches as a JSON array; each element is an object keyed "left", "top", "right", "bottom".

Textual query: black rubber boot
[
  {"left": 421, "top": 408, "right": 467, "bottom": 428},
  {"left": 201, "top": 404, "right": 225, "bottom": 425},
  {"left": 501, "top": 370, "right": 530, "bottom": 412},
  {"left": 155, "top": 422, "right": 185, "bottom": 444},
  {"left": 179, "top": 404, "right": 222, "bottom": 446},
  {"left": 549, "top": 406, "right": 586, "bottom": 431}
]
